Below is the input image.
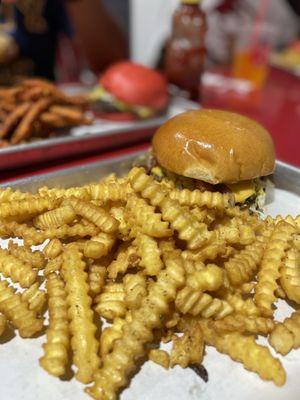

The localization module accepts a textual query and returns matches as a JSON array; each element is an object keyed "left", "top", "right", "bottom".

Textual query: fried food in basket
[
  {"left": 0, "top": 165, "right": 299, "bottom": 399},
  {"left": 0, "top": 79, "right": 92, "bottom": 145}
]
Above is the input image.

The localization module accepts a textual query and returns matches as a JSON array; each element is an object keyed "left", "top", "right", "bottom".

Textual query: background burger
[
  {"left": 89, "top": 61, "right": 169, "bottom": 120},
  {"left": 146, "top": 109, "right": 275, "bottom": 210}
]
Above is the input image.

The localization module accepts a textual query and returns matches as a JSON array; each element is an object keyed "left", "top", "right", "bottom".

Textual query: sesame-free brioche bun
[
  {"left": 100, "top": 61, "right": 168, "bottom": 110},
  {"left": 152, "top": 109, "right": 275, "bottom": 184}
]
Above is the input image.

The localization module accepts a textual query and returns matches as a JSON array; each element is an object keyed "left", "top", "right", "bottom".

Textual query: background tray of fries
[
  {"left": 0, "top": 80, "right": 197, "bottom": 171},
  {"left": 0, "top": 149, "right": 299, "bottom": 400}
]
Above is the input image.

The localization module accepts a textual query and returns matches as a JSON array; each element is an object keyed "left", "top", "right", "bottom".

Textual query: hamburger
[
  {"left": 146, "top": 109, "right": 275, "bottom": 210},
  {"left": 89, "top": 61, "right": 169, "bottom": 120}
]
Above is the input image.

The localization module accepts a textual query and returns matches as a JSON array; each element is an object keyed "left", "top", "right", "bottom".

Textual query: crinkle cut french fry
[
  {"left": 126, "top": 196, "right": 171, "bottom": 238},
  {"left": 210, "top": 217, "right": 254, "bottom": 249},
  {"left": 269, "top": 215, "right": 300, "bottom": 232},
  {"left": 217, "top": 218, "right": 256, "bottom": 246},
  {"left": 162, "top": 198, "right": 214, "bottom": 249},
  {"left": 62, "top": 247, "right": 99, "bottom": 383},
  {"left": 182, "top": 239, "right": 229, "bottom": 262},
  {"left": 200, "top": 320, "right": 286, "bottom": 386},
  {"left": 100, "top": 317, "right": 127, "bottom": 358},
  {"left": 134, "top": 232, "right": 163, "bottom": 276},
  {"left": 211, "top": 314, "right": 275, "bottom": 335},
  {"left": 21, "top": 283, "right": 46, "bottom": 314},
  {"left": 149, "top": 349, "right": 170, "bottom": 369},
  {"left": 224, "top": 235, "right": 267, "bottom": 286},
  {"left": 186, "top": 264, "right": 224, "bottom": 292},
  {"left": 181, "top": 259, "right": 205, "bottom": 275},
  {"left": 44, "top": 256, "right": 63, "bottom": 276},
  {"left": 128, "top": 167, "right": 213, "bottom": 249},
  {"left": 0, "top": 187, "right": 32, "bottom": 203},
  {"left": 123, "top": 273, "right": 147, "bottom": 310},
  {"left": 8, "top": 240, "right": 45, "bottom": 269},
  {"left": 88, "top": 262, "right": 107, "bottom": 298},
  {"left": 190, "top": 206, "right": 217, "bottom": 226},
  {"left": 159, "top": 238, "right": 177, "bottom": 260},
  {"left": 170, "top": 319, "right": 204, "bottom": 368},
  {"left": 86, "top": 257, "right": 185, "bottom": 400},
  {"left": 77, "top": 240, "right": 107, "bottom": 259},
  {"left": 34, "top": 205, "right": 76, "bottom": 229},
  {"left": 169, "top": 188, "right": 233, "bottom": 209},
  {"left": 13, "top": 221, "right": 100, "bottom": 245},
  {"left": 109, "top": 207, "right": 130, "bottom": 239},
  {"left": 223, "top": 293, "right": 260, "bottom": 317},
  {"left": 0, "top": 216, "right": 119, "bottom": 249},
  {"left": 164, "top": 310, "right": 181, "bottom": 330},
  {"left": 107, "top": 244, "right": 139, "bottom": 279},
  {"left": 269, "top": 310, "right": 300, "bottom": 355},
  {"left": 38, "top": 185, "right": 90, "bottom": 200},
  {"left": 87, "top": 181, "right": 132, "bottom": 202},
  {"left": 83, "top": 232, "right": 116, "bottom": 259},
  {"left": 295, "top": 234, "right": 300, "bottom": 250},
  {"left": 94, "top": 283, "right": 126, "bottom": 320},
  {"left": 0, "top": 220, "right": 41, "bottom": 243},
  {"left": 280, "top": 247, "right": 300, "bottom": 303},
  {"left": 0, "top": 313, "right": 6, "bottom": 336},
  {"left": 42, "top": 222, "right": 100, "bottom": 242},
  {"left": 0, "top": 248, "right": 37, "bottom": 288},
  {"left": 92, "top": 232, "right": 116, "bottom": 255},
  {"left": 43, "top": 238, "right": 63, "bottom": 259},
  {"left": 175, "top": 286, "right": 233, "bottom": 319},
  {"left": 225, "top": 206, "right": 263, "bottom": 230},
  {"left": 0, "top": 279, "right": 43, "bottom": 338},
  {"left": 40, "top": 273, "right": 69, "bottom": 377},
  {"left": 0, "top": 196, "right": 60, "bottom": 219},
  {"left": 66, "top": 197, "right": 118, "bottom": 233},
  {"left": 254, "top": 222, "right": 296, "bottom": 316}
]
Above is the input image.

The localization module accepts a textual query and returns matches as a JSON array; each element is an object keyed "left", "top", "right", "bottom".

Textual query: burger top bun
[
  {"left": 100, "top": 61, "right": 168, "bottom": 110},
  {"left": 152, "top": 109, "right": 275, "bottom": 184}
]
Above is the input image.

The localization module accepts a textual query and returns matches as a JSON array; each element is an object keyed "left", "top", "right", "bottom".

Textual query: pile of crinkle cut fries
[
  {"left": 0, "top": 166, "right": 298, "bottom": 400},
  {"left": 0, "top": 79, "right": 91, "bottom": 146}
]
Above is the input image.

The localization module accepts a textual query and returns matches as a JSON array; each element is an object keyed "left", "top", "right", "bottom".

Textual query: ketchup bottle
[{"left": 164, "top": 0, "right": 207, "bottom": 101}]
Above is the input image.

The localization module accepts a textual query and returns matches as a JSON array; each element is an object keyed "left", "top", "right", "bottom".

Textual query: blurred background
[
  {"left": 0, "top": 0, "right": 299, "bottom": 83},
  {"left": 0, "top": 0, "right": 299, "bottom": 174}
]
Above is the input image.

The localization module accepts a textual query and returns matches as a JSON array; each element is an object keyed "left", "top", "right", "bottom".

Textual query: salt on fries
[
  {"left": 0, "top": 166, "right": 298, "bottom": 400},
  {"left": 0, "top": 79, "right": 91, "bottom": 145}
]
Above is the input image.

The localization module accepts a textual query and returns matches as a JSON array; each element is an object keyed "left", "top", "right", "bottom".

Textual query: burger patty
[
  {"left": 89, "top": 85, "right": 160, "bottom": 119},
  {"left": 194, "top": 180, "right": 230, "bottom": 194}
]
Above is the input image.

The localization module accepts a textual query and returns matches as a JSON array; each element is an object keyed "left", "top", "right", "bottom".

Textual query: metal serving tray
[
  {"left": 3, "top": 149, "right": 300, "bottom": 197},
  {"left": 0, "top": 97, "right": 198, "bottom": 171},
  {"left": 0, "top": 151, "right": 300, "bottom": 400}
]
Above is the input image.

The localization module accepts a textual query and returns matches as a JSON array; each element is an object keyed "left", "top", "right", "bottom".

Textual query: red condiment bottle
[{"left": 164, "top": 0, "right": 206, "bottom": 101}]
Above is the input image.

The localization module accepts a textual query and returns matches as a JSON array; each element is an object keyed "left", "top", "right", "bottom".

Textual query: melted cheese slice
[{"left": 227, "top": 180, "right": 255, "bottom": 203}]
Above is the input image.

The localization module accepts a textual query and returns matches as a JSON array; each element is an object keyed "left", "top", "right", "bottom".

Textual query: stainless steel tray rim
[
  {"left": 1, "top": 150, "right": 299, "bottom": 197},
  {"left": 0, "top": 117, "right": 164, "bottom": 156}
]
